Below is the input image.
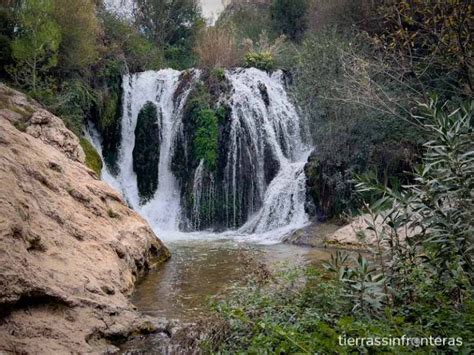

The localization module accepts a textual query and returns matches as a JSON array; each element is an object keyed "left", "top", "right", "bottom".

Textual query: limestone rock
[
  {"left": 0, "top": 84, "right": 85, "bottom": 162},
  {"left": 0, "top": 86, "right": 170, "bottom": 353}
]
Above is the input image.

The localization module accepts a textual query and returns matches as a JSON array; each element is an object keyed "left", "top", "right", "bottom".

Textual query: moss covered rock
[
  {"left": 80, "top": 138, "right": 103, "bottom": 176},
  {"left": 133, "top": 102, "right": 161, "bottom": 203}
]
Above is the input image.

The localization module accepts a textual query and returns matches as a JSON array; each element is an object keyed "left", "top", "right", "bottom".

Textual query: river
[{"left": 131, "top": 238, "right": 333, "bottom": 321}]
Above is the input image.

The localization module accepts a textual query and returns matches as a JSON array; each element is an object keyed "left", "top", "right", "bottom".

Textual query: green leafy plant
[
  {"left": 244, "top": 52, "right": 275, "bottom": 71},
  {"left": 194, "top": 108, "right": 218, "bottom": 171},
  {"left": 356, "top": 97, "right": 474, "bottom": 305}
]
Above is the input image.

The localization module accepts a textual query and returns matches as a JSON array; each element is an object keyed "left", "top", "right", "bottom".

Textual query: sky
[
  {"left": 200, "top": 0, "right": 229, "bottom": 23},
  {"left": 105, "top": 0, "right": 229, "bottom": 23}
]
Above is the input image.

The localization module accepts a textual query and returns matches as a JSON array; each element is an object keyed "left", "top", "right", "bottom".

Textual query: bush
[
  {"left": 212, "top": 265, "right": 474, "bottom": 353},
  {"left": 244, "top": 52, "right": 275, "bottom": 71},
  {"left": 295, "top": 28, "right": 419, "bottom": 219},
  {"left": 183, "top": 82, "right": 220, "bottom": 172},
  {"left": 193, "top": 108, "right": 218, "bottom": 171},
  {"left": 194, "top": 26, "right": 240, "bottom": 69}
]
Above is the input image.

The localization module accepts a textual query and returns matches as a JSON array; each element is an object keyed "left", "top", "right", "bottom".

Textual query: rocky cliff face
[{"left": 0, "top": 84, "right": 170, "bottom": 353}]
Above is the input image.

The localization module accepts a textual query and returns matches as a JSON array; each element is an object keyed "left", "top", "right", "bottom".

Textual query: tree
[
  {"left": 133, "top": 0, "right": 202, "bottom": 46},
  {"left": 52, "top": 0, "right": 100, "bottom": 72},
  {"left": 9, "top": 0, "right": 61, "bottom": 93},
  {"left": 132, "top": 0, "right": 203, "bottom": 68},
  {"left": 270, "top": 0, "right": 308, "bottom": 42},
  {"left": 0, "top": 4, "right": 15, "bottom": 74},
  {"left": 373, "top": 0, "right": 473, "bottom": 97}
]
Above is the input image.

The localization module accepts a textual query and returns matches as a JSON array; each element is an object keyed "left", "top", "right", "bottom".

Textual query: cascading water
[
  {"left": 225, "top": 69, "right": 310, "bottom": 236},
  {"left": 87, "top": 68, "right": 312, "bottom": 243}
]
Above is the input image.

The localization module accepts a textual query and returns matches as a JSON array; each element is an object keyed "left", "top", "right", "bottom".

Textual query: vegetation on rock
[
  {"left": 80, "top": 138, "right": 103, "bottom": 176},
  {"left": 0, "top": 0, "right": 203, "bottom": 170},
  {"left": 183, "top": 81, "right": 221, "bottom": 172},
  {"left": 133, "top": 102, "right": 161, "bottom": 202},
  {"left": 244, "top": 52, "right": 275, "bottom": 71}
]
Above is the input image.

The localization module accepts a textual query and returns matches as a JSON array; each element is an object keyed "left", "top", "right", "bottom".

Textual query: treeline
[{"left": 0, "top": 0, "right": 204, "bottom": 162}]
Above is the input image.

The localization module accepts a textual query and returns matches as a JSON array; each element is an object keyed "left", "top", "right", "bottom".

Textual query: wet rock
[
  {"left": 263, "top": 141, "right": 280, "bottom": 184},
  {"left": 258, "top": 82, "right": 270, "bottom": 106}
]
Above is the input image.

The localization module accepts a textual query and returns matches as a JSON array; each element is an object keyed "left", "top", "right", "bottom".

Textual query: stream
[
  {"left": 119, "top": 236, "right": 334, "bottom": 353},
  {"left": 132, "top": 237, "right": 333, "bottom": 322}
]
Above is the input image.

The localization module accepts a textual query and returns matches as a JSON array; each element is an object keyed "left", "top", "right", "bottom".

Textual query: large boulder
[{"left": 0, "top": 85, "right": 170, "bottom": 353}]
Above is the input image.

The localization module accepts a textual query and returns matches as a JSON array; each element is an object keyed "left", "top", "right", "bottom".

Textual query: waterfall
[{"left": 87, "top": 68, "right": 311, "bottom": 243}]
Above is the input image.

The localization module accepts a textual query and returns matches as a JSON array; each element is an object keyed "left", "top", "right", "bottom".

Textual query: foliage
[
  {"left": 242, "top": 31, "right": 285, "bottom": 71},
  {"left": 52, "top": 0, "right": 100, "bottom": 72},
  {"left": 213, "top": 264, "right": 473, "bottom": 353},
  {"left": 372, "top": 0, "right": 473, "bottom": 97},
  {"left": 244, "top": 52, "right": 275, "bottom": 72},
  {"left": 133, "top": 0, "right": 204, "bottom": 68},
  {"left": 99, "top": 9, "right": 163, "bottom": 73},
  {"left": 7, "top": 0, "right": 61, "bottom": 94},
  {"left": 186, "top": 83, "right": 219, "bottom": 171},
  {"left": 194, "top": 25, "right": 240, "bottom": 69},
  {"left": 51, "top": 78, "right": 98, "bottom": 136},
  {"left": 79, "top": 138, "right": 102, "bottom": 176},
  {"left": 355, "top": 97, "right": 474, "bottom": 301},
  {"left": 270, "top": 0, "right": 308, "bottom": 42},
  {"left": 194, "top": 108, "right": 218, "bottom": 171},
  {"left": 133, "top": 102, "right": 161, "bottom": 202},
  {"left": 295, "top": 28, "right": 418, "bottom": 218}
]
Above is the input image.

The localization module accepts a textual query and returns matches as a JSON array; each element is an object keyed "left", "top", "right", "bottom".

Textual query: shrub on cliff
[
  {"left": 242, "top": 31, "right": 286, "bottom": 71},
  {"left": 244, "top": 52, "right": 274, "bottom": 71}
]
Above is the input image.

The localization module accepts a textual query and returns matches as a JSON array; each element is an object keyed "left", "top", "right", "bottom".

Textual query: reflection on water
[{"left": 132, "top": 239, "right": 333, "bottom": 321}]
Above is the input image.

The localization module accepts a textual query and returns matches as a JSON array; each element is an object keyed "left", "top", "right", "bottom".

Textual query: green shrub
[
  {"left": 79, "top": 138, "right": 102, "bottom": 176},
  {"left": 244, "top": 51, "right": 275, "bottom": 71}
]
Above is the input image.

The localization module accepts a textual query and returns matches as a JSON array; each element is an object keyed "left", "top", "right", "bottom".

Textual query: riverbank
[{"left": 284, "top": 216, "right": 381, "bottom": 251}]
